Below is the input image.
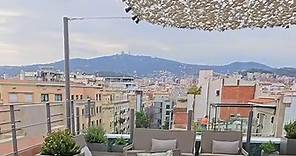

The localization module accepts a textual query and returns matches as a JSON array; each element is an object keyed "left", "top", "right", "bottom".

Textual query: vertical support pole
[
  {"left": 246, "top": 110, "right": 253, "bottom": 153},
  {"left": 70, "top": 100, "right": 75, "bottom": 134},
  {"left": 130, "top": 109, "right": 135, "bottom": 142},
  {"left": 63, "top": 16, "right": 71, "bottom": 130},
  {"left": 46, "top": 102, "right": 51, "bottom": 134},
  {"left": 214, "top": 106, "right": 217, "bottom": 130},
  {"left": 87, "top": 99, "right": 91, "bottom": 128},
  {"left": 187, "top": 110, "right": 193, "bottom": 130},
  {"left": 76, "top": 107, "right": 80, "bottom": 134},
  {"left": 209, "top": 105, "right": 212, "bottom": 130},
  {"left": 240, "top": 118, "right": 243, "bottom": 133},
  {"left": 10, "top": 105, "right": 18, "bottom": 156}
]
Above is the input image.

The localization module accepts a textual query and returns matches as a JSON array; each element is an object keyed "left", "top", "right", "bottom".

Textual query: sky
[{"left": 0, "top": 0, "right": 296, "bottom": 68}]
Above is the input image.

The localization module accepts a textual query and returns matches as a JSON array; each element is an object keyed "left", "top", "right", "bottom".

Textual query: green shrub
[
  {"left": 260, "top": 141, "right": 277, "bottom": 154},
  {"left": 41, "top": 130, "right": 81, "bottom": 156},
  {"left": 84, "top": 127, "right": 107, "bottom": 144},
  {"left": 193, "top": 122, "right": 205, "bottom": 133},
  {"left": 284, "top": 121, "right": 296, "bottom": 139},
  {"left": 114, "top": 137, "right": 128, "bottom": 145}
]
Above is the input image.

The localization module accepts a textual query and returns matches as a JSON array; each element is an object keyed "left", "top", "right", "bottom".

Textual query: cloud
[{"left": 0, "top": 10, "right": 23, "bottom": 17}]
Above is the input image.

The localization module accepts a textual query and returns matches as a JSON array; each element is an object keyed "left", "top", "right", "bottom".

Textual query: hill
[{"left": 0, "top": 53, "right": 294, "bottom": 77}]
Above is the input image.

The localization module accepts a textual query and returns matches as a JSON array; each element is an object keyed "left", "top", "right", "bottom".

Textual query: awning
[{"left": 124, "top": 0, "right": 296, "bottom": 31}]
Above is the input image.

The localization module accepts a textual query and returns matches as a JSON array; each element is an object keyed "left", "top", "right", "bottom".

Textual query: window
[
  {"left": 99, "top": 94, "right": 102, "bottom": 101},
  {"left": 216, "top": 90, "right": 220, "bottom": 96},
  {"left": 82, "top": 124, "right": 85, "bottom": 130},
  {"left": 24, "top": 94, "right": 33, "bottom": 103},
  {"left": 96, "top": 107, "right": 99, "bottom": 114},
  {"left": 82, "top": 109, "right": 85, "bottom": 116},
  {"left": 80, "top": 95, "right": 83, "bottom": 99},
  {"left": 166, "top": 111, "right": 170, "bottom": 115},
  {"left": 96, "top": 120, "right": 99, "bottom": 126},
  {"left": 55, "top": 94, "right": 62, "bottom": 101},
  {"left": 76, "top": 95, "right": 79, "bottom": 100},
  {"left": 166, "top": 105, "right": 170, "bottom": 109},
  {"left": 91, "top": 121, "right": 94, "bottom": 126},
  {"left": 99, "top": 119, "right": 102, "bottom": 124},
  {"left": 8, "top": 93, "right": 18, "bottom": 103},
  {"left": 96, "top": 94, "right": 98, "bottom": 101},
  {"left": 41, "top": 94, "right": 49, "bottom": 102},
  {"left": 271, "top": 117, "right": 274, "bottom": 123},
  {"left": 71, "top": 95, "right": 74, "bottom": 100}
]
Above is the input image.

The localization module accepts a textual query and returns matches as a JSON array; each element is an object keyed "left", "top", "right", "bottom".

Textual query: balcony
[{"left": 0, "top": 101, "right": 290, "bottom": 156}]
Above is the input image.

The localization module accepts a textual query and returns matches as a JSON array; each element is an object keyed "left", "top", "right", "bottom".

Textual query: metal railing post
[
  {"left": 130, "top": 109, "right": 135, "bottom": 142},
  {"left": 187, "top": 110, "right": 193, "bottom": 130},
  {"left": 10, "top": 105, "right": 18, "bottom": 156},
  {"left": 70, "top": 100, "right": 75, "bottom": 134},
  {"left": 246, "top": 110, "right": 253, "bottom": 153},
  {"left": 46, "top": 102, "right": 51, "bottom": 134},
  {"left": 87, "top": 99, "right": 91, "bottom": 128}
]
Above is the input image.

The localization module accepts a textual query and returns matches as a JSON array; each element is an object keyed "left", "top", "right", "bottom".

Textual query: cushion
[
  {"left": 137, "top": 150, "right": 173, "bottom": 156},
  {"left": 81, "top": 146, "right": 92, "bottom": 156},
  {"left": 212, "top": 140, "right": 239, "bottom": 154},
  {"left": 200, "top": 153, "right": 244, "bottom": 156},
  {"left": 151, "top": 139, "right": 177, "bottom": 152}
]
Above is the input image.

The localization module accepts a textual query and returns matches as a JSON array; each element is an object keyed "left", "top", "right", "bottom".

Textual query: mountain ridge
[{"left": 0, "top": 54, "right": 294, "bottom": 77}]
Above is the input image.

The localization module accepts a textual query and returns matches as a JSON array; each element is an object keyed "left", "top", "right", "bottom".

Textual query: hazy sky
[{"left": 0, "top": 0, "right": 296, "bottom": 67}]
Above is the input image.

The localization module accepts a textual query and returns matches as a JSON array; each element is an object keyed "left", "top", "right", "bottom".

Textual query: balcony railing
[{"left": 0, "top": 101, "right": 284, "bottom": 156}]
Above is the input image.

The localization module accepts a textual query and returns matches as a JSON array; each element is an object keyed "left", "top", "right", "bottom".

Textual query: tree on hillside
[{"left": 136, "top": 111, "right": 150, "bottom": 128}]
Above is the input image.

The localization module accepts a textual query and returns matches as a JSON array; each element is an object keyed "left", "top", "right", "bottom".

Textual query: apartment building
[
  {"left": 0, "top": 79, "right": 103, "bottom": 137},
  {"left": 99, "top": 91, "right": 130, "bottom": 133},
  {"left": 150, "top": 93, "right": 174, "bottom": 129}
]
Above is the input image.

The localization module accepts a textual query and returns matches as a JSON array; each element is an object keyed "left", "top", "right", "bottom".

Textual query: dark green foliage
[
  {"left": 41, "top": 130, "right": 81, "bottom": 156},
  {"left": 136, "top": 111, "right": 150, "bottom": 128},
  {"left": 260, "top": 141, "right": 277, "bottom": 154},
  {"left": 114, "top": 137, "right": 128, "bottom": 145},
  {"left": 284, "top": 121, "right": 296, "bottom": 139},
  {"left": 84, "top": 127, "right": 107, "bottom": 144}
]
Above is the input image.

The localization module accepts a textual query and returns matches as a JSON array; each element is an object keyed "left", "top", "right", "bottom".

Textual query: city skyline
[{"left": 0, "top": 0, "right": 296, "bottom": 67}]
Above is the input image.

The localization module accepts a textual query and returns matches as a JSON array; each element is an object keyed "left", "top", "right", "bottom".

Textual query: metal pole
[
  {"left": 46, "top": 102, "right": 51, "bottom": 134},
  {"left": 214, "top": 106, "right": 217, "bottom": 130},
  {"left": 63, "top": 16, "right": 71, "bottom": 130},
  {"left": 187, "top": 110, "right": 193, "bottom": 130},
  {"left": 192, "top": 94, "right": 196, "bottom": 121},
  {"left": 70, "top": 100, "right": 75, "bottom": 134},
  {"left": 76, "top": 107, "right": 80, "bottom": 134},
  {"left": 87, "top": 99, "right": 91, "bottom": 128},
  {"left": 246, "top": 110, "right": 253, "bottom": 153},
  {"left": 10, "top": 105, "right": 18, "bottom": 156},
  {"left": 130, "top": 109, "right": 135, "bottom": 142}
]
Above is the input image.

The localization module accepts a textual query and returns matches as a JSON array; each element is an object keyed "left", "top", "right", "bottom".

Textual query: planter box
[
  {"left": 280, "top": 137, "right": 296, "bottom": 155},
  {"left": 111, "top": 144, "right": 128, "bottom": 152},
  {"left": 87, "top": 142, "right": 108, "bottom": 152},
  {"left": 261, "top": 150, "right": 279, "bottom": 156},
  {"left": 36, "top": 152, "right": 84, "bottom": 156}
]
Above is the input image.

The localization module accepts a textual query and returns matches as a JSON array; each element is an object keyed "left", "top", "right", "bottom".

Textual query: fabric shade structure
[{"left": 124, "top": 0, "right": 296, "bottom": 31}]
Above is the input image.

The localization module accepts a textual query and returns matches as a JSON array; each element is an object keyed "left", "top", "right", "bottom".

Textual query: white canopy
[{"left": 124, "top": 0, "right": 296, "bottom": 31}]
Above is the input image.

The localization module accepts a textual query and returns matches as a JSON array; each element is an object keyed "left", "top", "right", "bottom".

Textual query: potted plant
[
  {"left": 280, "top": 121, "right": 296, "bottom": 155},
  {"left": 260, "top": 141, "right": 278, "bottom": 156},
  {"left": 84, "top": 126, "right": 108, "bottom": 151},
  {"left": 111, "top": 137, "right": 129, "bottom": 152},
  {"left": 38, "top": 130, "right": 83, "bottom": 156}
]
